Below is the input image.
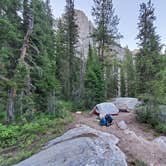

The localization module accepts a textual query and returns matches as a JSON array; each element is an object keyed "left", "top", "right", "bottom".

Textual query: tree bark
[{"left": 6, "top": 88, "right": 15, "bottom": 122}]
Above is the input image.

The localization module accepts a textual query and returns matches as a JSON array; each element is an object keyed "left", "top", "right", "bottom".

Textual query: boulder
[
  {"left": 113, "top": 97, "right": 141, "bottom": 111},
  {"left": 117, "top": 121, "right": 128, "bottom": 130},
  {"left": 153, "top": 136, "right": 166, "bottom": 151},
  {"left": 14, "top": 125, "right": 127, "bottom": 166},
  {"left": 158, "top": 105, "right": 166, "bottom": 122}
]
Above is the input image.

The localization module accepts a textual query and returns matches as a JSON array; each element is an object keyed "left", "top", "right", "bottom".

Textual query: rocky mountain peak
[
  {"left": 54, "top": 9, "right": 127, "bottom": 61},
  {"left": 75, "top": 9, "right": 94, "bottom": 60}
]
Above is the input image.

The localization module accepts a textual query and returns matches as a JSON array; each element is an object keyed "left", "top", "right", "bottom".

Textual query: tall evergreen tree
[
  {"left": 63, "top": 0, "right": 79, "bottom": 99},
  {"left": 84, "top": 45, "right": 105, "bottom": 108},
  {"left": 30, "top": 0, "right": 59, "bottom": 113},
  {"left": 136, "top": 0, "right": 161, "bottom": 95},
  {"left": 104, "top": 52, "right": 119, "bottom": 98},
  {"left": 92, "top": 0, "right": 120, "bottom": 62},
  {"left": 123, "top": 48, "right": 136, "bottom": 97},
  {"left": 0, "top": 0, "right": 60, "bottom": 122},
  {"left": 55, "top": 19, "right": 67, "bottom": 98},
  {"left": 0, "top": 0, "right": 22, "bottom": 122},
  {"left": 23, "top": 0, "right": 31, "bottom": 33},
  {"left": 120, "top": 66, "right": 126, "bottom": 97}
]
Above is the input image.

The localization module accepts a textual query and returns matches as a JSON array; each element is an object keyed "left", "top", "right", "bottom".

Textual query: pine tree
[
  {"left": 136, "top": 0, "right": 161, "bottom": 95},
  {"left": 92, "top": 0, "right": 120, "bottom": 62},
  {"left": 0, "top": 0, "right": 22, "bottom": 122},
  {"left": 30, "top": 0, "right": 59, "bottom": 113},
  {"left": 120, "top": 66, "right": 126, "bottom": 97},
  {"left": 23, "top": 0, "right": 31, "bottom": 33},
  {"left": 63, "top": 0, "right": 79, "bottom": 99},
  {"left": 104, "top": 52, "right": 119, "bottom": 98},
  {"left": 55, "top": 19, "right": 67, "bottom": 98},
  {"left": 14, "top": 0, "right": 35, "bottom": 119},
  {"left": 123, "top": 48, "right": 136, "bottom": 97},
  {"left": 84, "top": 45, "right": 105, "bottom": 108}
]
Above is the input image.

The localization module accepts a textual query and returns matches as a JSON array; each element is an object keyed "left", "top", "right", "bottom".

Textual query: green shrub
[
  {"left": 133, "top": 160, "right": 147, "bottom": 166},
  {"left": 0, "top": 124, "right": 20, "bottom": 148},
  {"left": 56, "top": 100, "right": 73, "bottom": 111},
  {"left": 72, "top": 99, "right": 85, "bottom": 112},
  {"left": 136, "top": 102, "right": 166, "bottom": 134},
  {"left": 155, "top": 123, "right": 166, "bottom": 134},
  {"left": 136, "top": 105, "right": 150, "bottom": 123},
  {"left": 0, "top": 110, "right": 73, "bottom": 148},
  {"left": 0, "top": 150, "right": 34, "bottom": 166},
  {"left": 21, "top": 122, "right": 46, "bottom": 135}
]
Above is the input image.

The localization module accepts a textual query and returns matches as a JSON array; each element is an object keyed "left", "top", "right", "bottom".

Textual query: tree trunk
[
  {"left": 117, "top": 67, "right": 121, "bottom": 97},
  {"left": 6, "top": 88, "right": 15, "bottom": 122},
  {"left": 79, "top": 47, "right": 86, "bottom": 99}
]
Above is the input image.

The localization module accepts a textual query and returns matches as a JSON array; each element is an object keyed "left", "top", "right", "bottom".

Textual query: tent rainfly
[{"left": 94, "top": 102, "right": 119, "bottom": 115}]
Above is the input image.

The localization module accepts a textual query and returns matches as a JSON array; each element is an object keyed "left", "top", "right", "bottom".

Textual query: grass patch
[
  {"left": 0, "top": 109, "right": 73, "bottom": 166},
  {"left": 129, "top": 160, "right": 147, "bottom": 166}
]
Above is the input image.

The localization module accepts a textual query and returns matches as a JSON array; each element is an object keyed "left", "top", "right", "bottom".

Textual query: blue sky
[{"left": 50, "top": 0, "right": 166, "bottom": 50}]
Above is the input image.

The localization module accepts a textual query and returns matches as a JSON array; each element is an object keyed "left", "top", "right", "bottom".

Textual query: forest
[{"left": 0, "top": 0, "right": 166, "bottom": 165}]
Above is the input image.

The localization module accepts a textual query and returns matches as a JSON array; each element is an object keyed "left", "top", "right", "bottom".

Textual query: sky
[{"left": 50, "top": 0, "right": 166, "bottom": 51}]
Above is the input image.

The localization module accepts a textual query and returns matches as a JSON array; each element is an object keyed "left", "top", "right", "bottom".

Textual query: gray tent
[{"left": 95, "top": 102, "right": 119, "bottom": 115}]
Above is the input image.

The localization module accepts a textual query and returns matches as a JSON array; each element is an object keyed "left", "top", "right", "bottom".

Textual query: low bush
[
  {"left": 0, "top": 110, "right": 73, "bottom": 149},
  {"left": 0, "top": 124, "right": 20, "bottom": 148},
  {"left": 132, "top": 160, "right": 147, "bottom": 166},
  {"left": 21, "top": 122, "right": 46, "bottom": 135},
  {"left": 155, "top": 123, "right": 166, "bottom": 133},
  {"left": 136, "top": 102, "right": 166, "bottom": 134}
]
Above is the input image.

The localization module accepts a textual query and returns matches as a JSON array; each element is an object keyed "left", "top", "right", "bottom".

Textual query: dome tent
[{"left": 94, "top": 102, "right": 119, "bottom": 115}]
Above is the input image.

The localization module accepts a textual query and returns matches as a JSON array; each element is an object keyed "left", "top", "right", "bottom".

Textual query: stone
[
  {"left": 14, "top": 125, "right": 127, "bottom": 166},
  {"left": 153, "top": 136, "right": 166, "bottom": 151},
  {"left": 75, "top": 10, "right": 94, "bottom": 59},
  {"left": 117, "top": 121, "right": 128, "bottom": 130},
  {"left": 113, "top": 97, "right": 141, "bottom": 111},
  {"left": 76, "top": 111, "right": 82, "bottom": 114}
]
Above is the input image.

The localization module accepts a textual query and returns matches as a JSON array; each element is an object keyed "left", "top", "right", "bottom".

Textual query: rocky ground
[
  {"left": 14, "top": 125, "right": 128, "bottom": 166},
  {"left": 14, "top": 110, "right": 166, "bottom": 166},
  {"left": 74, "top": 112, "right": 166, "bottom": 166}
]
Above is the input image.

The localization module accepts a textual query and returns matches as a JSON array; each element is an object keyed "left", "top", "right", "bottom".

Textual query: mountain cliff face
[
  {"left": 54, "top": 9, "right": 126, "bottom": 61},
  {"left": 74, "top": 10, "right": 126, "bottom": 61},
  {"left": 75, "top": 10, "right": 94, "bottom": 60}
]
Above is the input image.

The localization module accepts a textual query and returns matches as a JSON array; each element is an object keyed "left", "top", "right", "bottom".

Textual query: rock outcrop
[
  {"left": 75, "top": 10, "right": 94, "bottom": 60},
  {"left": 113, "top": 97, "right": 141, "bottom": 111},
  {"left": 75, "top": 10, "right": 127, "bottom": 61},
  {"left": 153, "top": 136, "right": 166, "bottom": 151},
  {"left": 54, "top": 9, "right": 127, "bottom": 61},
  {"left": 117, "top": 120, "right": 128, "bottom": 130},
  {"left": 14, "top": 125, "right": 128, "bottom": 166}
]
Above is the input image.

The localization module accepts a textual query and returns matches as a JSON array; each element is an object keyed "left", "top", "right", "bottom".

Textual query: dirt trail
[{"left": 73, "top": 112, "right": 166, "bottom": 166}]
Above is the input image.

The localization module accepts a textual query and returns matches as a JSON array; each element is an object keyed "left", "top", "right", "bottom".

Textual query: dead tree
[{"left": 6, "top": 0, "right": 34, "bottom": 122}]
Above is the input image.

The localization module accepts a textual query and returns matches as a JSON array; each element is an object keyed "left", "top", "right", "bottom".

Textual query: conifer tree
[
  {"left": 63, "top": 0, "right": 79, "bottom": 99},
  {"left": 84, "top": 45, "right": 105, "bottom": 108},
  {"left": 123, "top": 48, "right": 136, "bottom": 97},
  {"left": 120, "top": 66, "right": 126, "bottom": 97},
  {"left": 30, "top": 0, "right": 59, "bottom": 113},
  {"left": 0, "top": 0, "right": 61, "bottom": 122},
  {"left": 92, "top": 0, "right": 120, "bottom": 62},
  {"left": 136, "top": 0, "right": 161, "bottom": 95},
  {"left": 23, "top": 0, "right": 31, "bottom": 33},
  {"left": 0, "top": 0, "right": 22, "bottom": 122},
  {"left": 55, "top": 19, "right": 67, "bottom": 98}
]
